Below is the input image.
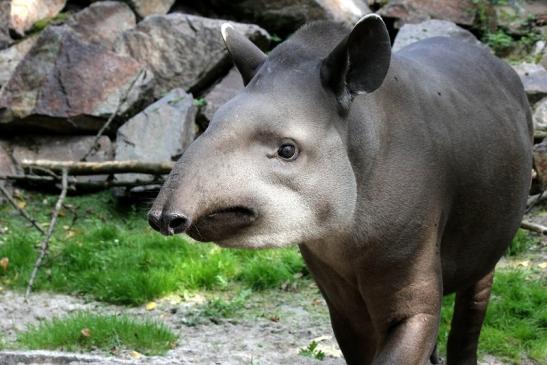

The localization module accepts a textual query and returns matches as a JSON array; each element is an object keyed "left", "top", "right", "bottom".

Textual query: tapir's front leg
[{"left": 362, "top": 242, "right": 443, "bottom": 365}]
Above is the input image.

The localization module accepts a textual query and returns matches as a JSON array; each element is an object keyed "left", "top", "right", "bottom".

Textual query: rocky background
[{"left": 0, "top": 0, "right": 546, "bottom": 199}]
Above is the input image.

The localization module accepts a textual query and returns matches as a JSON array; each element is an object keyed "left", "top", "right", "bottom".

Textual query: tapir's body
[{"left": 150, "top": 16, "right": 532, "bottom": 365}]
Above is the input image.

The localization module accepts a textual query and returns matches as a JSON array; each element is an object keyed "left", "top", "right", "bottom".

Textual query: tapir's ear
[
  {"left": 320, "top": 14, "right": 391, "bottom": 110},
  {"left": 221, "top": 23, "right": 267, "bottom": 86}
]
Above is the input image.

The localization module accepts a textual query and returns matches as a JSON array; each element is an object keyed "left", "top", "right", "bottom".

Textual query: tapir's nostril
[
  {"left": 162, "top": 212, "right": 190, "bottom": 236},
  {"left": 148, "top": 210, "right": 162, "bottom": 232}
]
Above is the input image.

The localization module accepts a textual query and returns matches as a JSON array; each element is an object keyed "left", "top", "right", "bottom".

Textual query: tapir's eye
[{"left": 277, "top": 142, "right": 298, "bottom": 160}]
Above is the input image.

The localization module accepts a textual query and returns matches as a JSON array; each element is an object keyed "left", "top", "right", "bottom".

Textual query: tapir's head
[{"left": 149, "top": 15, "right": 391, "bottom": 248}]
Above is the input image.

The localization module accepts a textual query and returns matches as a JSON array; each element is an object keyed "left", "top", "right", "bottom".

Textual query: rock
[
  {"left": 0, "top": 35, "right": 38, "bottom": 88},
  {"left": 114, "top": 13, "right": 269, "bottom": 98},
  {"left": 115, "top": 88, "right": 196, "bottom": 183},
  {"left": 533, "top": 138, "right": 547, "bottom": 187},
  {"left": 392, "top": 20, "right": 483, "bottom": 52},
  {"left": 0, "top": 25, "right": 153, "bottom": 133},
  {"left": 0, "top": 1, "right": 12, "bottom": 50},
  {"left": 66, "top": 1, "right": 136, "bottom": 49},
  {"left": 10, "top": 135, "right": 113, "bottom": 183},
  {"left": 180, "top": 0, "right": 371, "bottom": 36},
  {"left": 512, "top": 63, "right": 547, "bottom": 104},
  {"left": 10, "top": 0, "right": 67, "bottom": 36},
  {"left": 199, "top": 68, "right": 244, "bottom": 128},
  {"left": 533, "top": 98, "right": 547, "bottom": 132},
  {"left": 0, "top": 141, "right": 16, "bottom": 196},
  {"left": 378, "top": 0, "right": 477, "bottom": 26},
  {"left": 123, "top": 0, "right": 176, "bottom": 18}
]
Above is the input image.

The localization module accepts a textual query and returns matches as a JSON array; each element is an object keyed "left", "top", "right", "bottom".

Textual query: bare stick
[
  {"left": 21, "top": 160, "right": 174, "bottom": 175},
  {"left": 0, "top": 174, "right": 165, "bottom": 188},
  {"left": 521, "top": 220, "right": 547, "bottom": 235},
  {"left": 25, "top": 168, "right": 69, "bottom": 299},
  {"left": 80, "top": 69, "right": 145, "bottom": 162},
  {"left": 0, "top": 184, "right": 46, "bottom": 235}
]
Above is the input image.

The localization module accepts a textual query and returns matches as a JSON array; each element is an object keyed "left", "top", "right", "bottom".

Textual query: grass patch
[
  {"left": 438, "top": 270, "right": 547, "bottom": 363},
  {"left": 201, "top": 289, "right": 251, "bottom": 319},
  {"left": 17, "top": 312, "right": 176, "bottom": 355},
  {"left": 0, "top": 191, "right": 307, "bottom": 305},
  {"left": 506, "top": 229, "right": 539, "bottom": 256}
]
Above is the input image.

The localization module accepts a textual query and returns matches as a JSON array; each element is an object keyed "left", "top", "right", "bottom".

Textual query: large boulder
[
  {"left": 0, "top": 141, "right": 16, "bottom": 196},
  {"left": 198, "top": 68, "right": 244, "bottom": 129},
  {"left": 9, "top": 135, "right": 113, "bottom": 183},
  {"left": 0, "top": 25, "right": 153, "bottom": 133},
  {"left": 0, "top": 35, "right": 38, "bottom": 88},
  {"left": 378, "top": 0, "right": 477, "bottom": 27},
  {"left": 179, "top": 0, "right": 371, "bottom": 35},
  {"left": 114, "top": 13, "right": 269, "bottom": 98},
  {"left": 66, "top": 1, "right": 136, "bottom": 49},
  {"left": 533, "top": 98, "right": 547, "bottom": 133},
  {"left": 512, "top": 63, "right": 547, "bottom": 104},
  {"left": 10, "top": 0, "right": 67, "bottom": 36},
  {"left": 120, "top": 0, "right": 176, "bottom": 18},
  {"left": 0, "top": 1, "right": 12, "bottom": 50},
  {"left": 115, "top": 88, "right": 196, "bottom": 183},
  {"left": 392, "top": 20, "right": 483, "bottom": 52}
]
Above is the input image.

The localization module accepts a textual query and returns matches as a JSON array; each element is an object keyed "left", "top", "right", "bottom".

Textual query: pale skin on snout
[{"left": 149, "top": 15, "right": 533, "bottom": 365}]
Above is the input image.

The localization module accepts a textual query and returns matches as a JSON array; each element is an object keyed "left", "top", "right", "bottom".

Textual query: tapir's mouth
[{"left": 187, "top": 205, "right": 258, "bottom": 242}]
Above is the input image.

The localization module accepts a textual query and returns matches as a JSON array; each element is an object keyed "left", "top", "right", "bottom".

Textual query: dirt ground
[{"left": 0, "top": 281, "right": 515, "bottom": 365}]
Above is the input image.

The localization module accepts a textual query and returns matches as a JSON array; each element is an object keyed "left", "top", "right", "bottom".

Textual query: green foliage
[
  {"left": 299, "top": 340, "right": 326, "bottom": 361},
  {"left": 438, "top": 270, "right": 547, "bottom": 363},
  {"left": 31, "top": 12, "right": 70, "bottom": 33},
  {"left": 0, "top": 192, "right": 307, "bottom": 305},
  {"left": 484, "top": 30, "right": 514, "bottom": 54},
  {"left": 201, "top": 289, "right": 251, "bottom": 319},
  {"left": 193, "top": 98, "right": 207, "bottom": 107},
  {"left": 16, "top": 312, "right": 176, "bottom": 355},
  {"left": 507, "top": 229, "right": 539, "bottom": 256}
]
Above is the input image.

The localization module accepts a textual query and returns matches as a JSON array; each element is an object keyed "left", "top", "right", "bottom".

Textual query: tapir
[{"left": 149, "top": 14, "right": 532, "bottom": 365}]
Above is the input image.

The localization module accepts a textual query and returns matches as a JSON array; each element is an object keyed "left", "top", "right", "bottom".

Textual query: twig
[
  {"left": 521, "top": 220, "right": 547, "bottom": 235},
  {"left": 80, "top": 69, "right": 146, "bottom": 162},
  {"left": 0, "top": 174, "right": 165, "bottom": 188},
  {"left": 25, "top": 168, "right": 69, "bottom": 300},
  {"left": 0, "top": 184, "right": 46, "bottom": 235},
  {"left": 21, "top": 160, "right": 174, "bottom": 175}
]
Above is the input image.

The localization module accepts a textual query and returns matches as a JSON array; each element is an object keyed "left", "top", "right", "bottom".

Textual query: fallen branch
[
  {"left": 0, "top": 174, "right": 165, "bottom": 188},
  {"left": 25, "top": 168, "right": 69, "bottom": 300},
  {"left": 21, "top": 160, "right": 174, "bottom": 175},
  {"left": 0, "top": 184, "right": 46, "bottom": 235},
  {"left": 520, "top": 220, "right": 547, "bottom": 235},
  {"left": 80, "top": 69, "right": 146, "bottom": 162}
]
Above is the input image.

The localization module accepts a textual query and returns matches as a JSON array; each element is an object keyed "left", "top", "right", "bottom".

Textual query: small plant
[
  {"left": 484, "top": 30, "right": 514, "bottom": 54},
  {"left": 17, "top": 312, "right": 177, "bottom": 355},
  {"left": 201, "top": 289, "right": 251, "bottom": 319},
  {"left": 299, "top": 340, "right": 326, "bottom": 361},
  {"left": 507, "top": 229, "right": 538, "bottom": 256},
  {"left": 193, "top": 98, "right": 207, "bottom": 107}
]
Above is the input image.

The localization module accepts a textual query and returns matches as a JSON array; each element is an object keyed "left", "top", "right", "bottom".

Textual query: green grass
[
  {"left": 507, "top": 229, "right": 539, "bottom": 256},
  {"left": 438, "top": 270, "right": 546, "bottom": 363},
  {"left": 16, "top": 312, "right": 176, "bottom": 355},
  {"left": 0, "top": 192, "right": 306, "bottom": 305}
]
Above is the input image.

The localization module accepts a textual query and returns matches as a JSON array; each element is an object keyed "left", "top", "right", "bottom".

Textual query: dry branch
[
  {"left": 25, "top": 169, "right": 69, "bottom": 300},
  {"left": 21, "top": 160, "right": 174, "bottom": 175},
  {"left": 0, "top": 174, "right": 165, "bottom": 188},
  {"left": 0, "top": 184, "right": 46, "bottom": 235},
  {"left": 520, "top": 220, "right": 547, "bottom": 235}
]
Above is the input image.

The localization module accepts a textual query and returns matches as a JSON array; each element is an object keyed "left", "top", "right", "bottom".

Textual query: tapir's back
[{"left": 384, "top": 37, "right": 532, "bottom": 293}]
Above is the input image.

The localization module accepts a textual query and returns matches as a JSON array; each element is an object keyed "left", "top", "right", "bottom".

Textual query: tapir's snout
[{"left": 148, "top": 204, "right": 258, "bottom": 242}]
